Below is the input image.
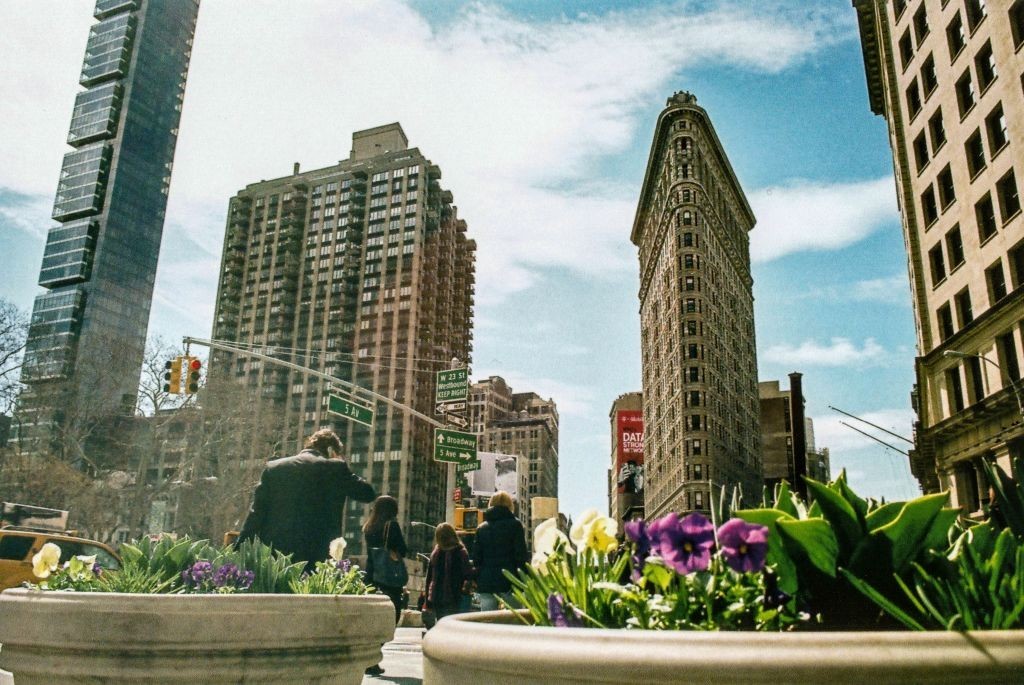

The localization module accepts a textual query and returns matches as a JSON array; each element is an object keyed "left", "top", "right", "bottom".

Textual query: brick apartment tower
[
  {"left": 211, "top": 123, "right": 476, "bottom": 553},
  {"left": 632, "top": 92, "right": 763, "bottom": 518},
  {"left": 468, "top": 376, "right": 559, "bottom": 524},
  {"left": 853, "top": 0, "right": 1024, "bottom": 512},
  {"left": 18, "top": 0, "right": 199, "bottom": 447}
]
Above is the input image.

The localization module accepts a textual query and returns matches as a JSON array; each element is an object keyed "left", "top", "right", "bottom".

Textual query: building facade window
[
  {"left": 986, "top": 260, "right": 1007, "bottom": 303},
  {"left": 956, "top": 70, "right": 975, "bottom": 116},
  {"left": 929, "top": 243, "right": 947, "bottom": 285},
  {"left": 928, "top": 109, "right": 946, "bottom": 150},
  {"left": 947, "top": 13, "right": 966, "bottom": 58},
  {"left": 938, "top": 302, "right": 955, "bottom": 340},
  {"left": 976, "top": 194, "right": 997, "bottom": 241},
  {"left": 974, "top": 42, "right": 997, "bottom": 91},
  {"left": 965, "top": 130, "right": 986, "bottom": 176},
  {"left": 997, "top": 170, "right": 1021, "bottom": 222},
  {"left": 954, "top": 287, "right": 973, "bottom": 326},
  {"left": 946, "top": 225, "right": 965, "bottom": 268}
]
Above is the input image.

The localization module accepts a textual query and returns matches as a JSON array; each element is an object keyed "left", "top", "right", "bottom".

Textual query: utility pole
[{"left": 445, "top": 357, "right": 464, "bottom": 525}]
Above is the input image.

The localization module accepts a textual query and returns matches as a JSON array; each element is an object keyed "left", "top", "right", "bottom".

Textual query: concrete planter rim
[
  {"left": 0, "top": 587, "right": 395, "bottom": 684},
  {"left": 423, "top": 609, "right": 1024, "bottom": 684}
]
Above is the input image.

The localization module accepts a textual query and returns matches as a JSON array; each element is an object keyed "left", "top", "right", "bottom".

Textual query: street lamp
[
  {"left": 943, "top": 349, "right": 1024, "bottom": 416},
  {"left": 410, "top": 521, "right": 437, "bottom": 531}
]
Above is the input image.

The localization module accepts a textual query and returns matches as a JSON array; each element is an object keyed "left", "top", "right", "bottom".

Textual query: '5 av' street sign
[{"left": 328, "top": 394, "right": 374, "bottom": 427}]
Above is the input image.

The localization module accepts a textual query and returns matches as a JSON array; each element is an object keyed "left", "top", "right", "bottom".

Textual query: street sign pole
[{"left": 443, "top": 359, "right": 467, "bottom": 524}]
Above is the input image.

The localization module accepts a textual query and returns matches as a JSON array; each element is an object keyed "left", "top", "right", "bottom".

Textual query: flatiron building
[{"left": 632, "top": 92, "right": 763, "bottom": 518}]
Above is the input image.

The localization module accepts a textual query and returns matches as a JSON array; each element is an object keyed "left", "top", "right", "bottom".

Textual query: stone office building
[
  {"left": 853, "top": 0, "right": 1024, "bottom": 512},
  {"left": 632, "top": 92, "right": 763, "bottom": 518},
  {"left": 211, "top": 123, "right": 476, "bottom": 553}
]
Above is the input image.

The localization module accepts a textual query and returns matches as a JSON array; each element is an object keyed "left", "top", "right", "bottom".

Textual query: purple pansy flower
[
  {"left": 182, "top": 560, "right": 214, "bottom": 588},
  {"left": 624, "top": 519, "right": 651, "bottom": 580},
  {"left": 546, "top": 593, "right": 583, "bottom": 628},
  {"left": 211, "top": 563, "right": 254, "bottom": 590},
  {"left": 650, "top": 512, "right": 715, "bottom": 574},
  {"left": 335, "top": 558, "right": 352, "bottom": 574},
  {"left": 717, "top": 518, "right": 769, "bottom": 573}
]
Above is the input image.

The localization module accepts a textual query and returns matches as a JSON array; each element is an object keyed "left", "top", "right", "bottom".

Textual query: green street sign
[
  {"left": 434, "top": 427, "right": 477, "bottom": 464},
  {"left": 456, "top": 459, "right": 482, "bottom": 474},
  {"left": 328, "top": 394, "right": 374, "bottom": 427},
  {"left": 436, "top": 368, "right": 469, "bottom": 403}
]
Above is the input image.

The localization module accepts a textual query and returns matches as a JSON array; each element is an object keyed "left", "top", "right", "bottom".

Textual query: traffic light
[
  {"left": 454, "top": 507, "right": 479, "bottom": 532},
  {"left": 184, "top": 357, "right": 202, "bottom": 394},
  {"left": 163, "top": 357, "right": 183, "bottom": 394}
]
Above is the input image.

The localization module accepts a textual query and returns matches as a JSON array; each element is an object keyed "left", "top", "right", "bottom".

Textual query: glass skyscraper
[{"left": 19, "top": 0, "right": 200, "bottom": 445}]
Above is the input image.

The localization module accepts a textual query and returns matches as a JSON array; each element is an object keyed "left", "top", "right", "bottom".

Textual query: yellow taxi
[{"left": 0, "top": 503, "right": 120, "bottom": 591}]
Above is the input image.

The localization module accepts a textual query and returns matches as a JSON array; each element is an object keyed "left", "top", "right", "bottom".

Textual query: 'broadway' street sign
[{"left": 434, "top": 427, "right": 477, "bottom": 464}]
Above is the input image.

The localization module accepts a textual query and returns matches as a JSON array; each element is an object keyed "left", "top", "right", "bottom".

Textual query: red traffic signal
[{"left": 185, "top": 357, "right": 202, "bottom": 394}]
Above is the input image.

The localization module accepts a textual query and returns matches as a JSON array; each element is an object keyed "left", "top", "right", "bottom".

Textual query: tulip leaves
[{"left": 735, "top": 472, "right": 961, "bottom": 627}]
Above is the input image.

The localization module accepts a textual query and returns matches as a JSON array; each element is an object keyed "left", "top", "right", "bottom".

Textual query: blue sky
[{"left": 0, "top": 0, "right": 921, "bottom": 516}]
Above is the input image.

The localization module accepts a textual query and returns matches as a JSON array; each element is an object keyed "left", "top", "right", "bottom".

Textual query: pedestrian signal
[{"left": 454, "top": 507, "right": 479, "bottom": 531}]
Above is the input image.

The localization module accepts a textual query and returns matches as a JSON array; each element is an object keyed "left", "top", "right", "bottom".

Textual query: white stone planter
[
  {"left": 0, "top": 588, "right": 394, "bottom": 684},
  {"left": 423, "top": 610, "right": 1024, "bottom": 684}
]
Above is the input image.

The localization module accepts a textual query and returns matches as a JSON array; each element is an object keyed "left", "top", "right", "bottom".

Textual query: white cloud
[
  {"left": 749, "top": 177, "right": 898, "bottom": 263},
  {"left": 763, "top": 337, "right": 887, "bottom": 367},
  {"left": 0, "top": 192, "right": 52, "bottom": 241},
  {"left": 1, "top": 0, "right": 851, "bottom": 307},
  {"left": 471, "top": 367, "right": 597, "bottom": 418},
  {"left": 810, "top": 407, "right": 915, "bottom": 453},
  {"left": 850, "top": 274, "right": 911, "bottom": 304}
]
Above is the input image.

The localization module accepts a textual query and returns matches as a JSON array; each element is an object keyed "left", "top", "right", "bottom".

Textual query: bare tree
[{"left": 0, "top": 298, "right": 28, "bottom": 417}]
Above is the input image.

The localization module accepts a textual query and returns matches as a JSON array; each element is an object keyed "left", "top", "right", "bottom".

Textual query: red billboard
[{"left": 615, "top": 410, "right": 644, "bottom": 495}]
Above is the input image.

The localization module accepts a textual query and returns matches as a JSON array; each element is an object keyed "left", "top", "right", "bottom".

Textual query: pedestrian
[
  {"left": 424, "top": 523, "right": 475, "bottom": 624},
  {"left": 237, "top": 428, "right": 374, "bottom": 572},
  {"left": 362, "top": 495, "right": 407, "bottom": 677},
  {"left": 472, "top": 490, "right": 529, "bottom": 611}
]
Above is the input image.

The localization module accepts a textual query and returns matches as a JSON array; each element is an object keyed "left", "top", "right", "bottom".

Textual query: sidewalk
[{"left": 362, "top": 627, "right": 424, "bottom": 684}]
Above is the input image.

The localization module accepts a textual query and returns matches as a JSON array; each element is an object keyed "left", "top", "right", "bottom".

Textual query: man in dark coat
[
  {"left": 472, "top": 491, "right": 529, "bottom": 610},
  {"left": 238, "top": 429, "right": 375, "bottom": 570}
]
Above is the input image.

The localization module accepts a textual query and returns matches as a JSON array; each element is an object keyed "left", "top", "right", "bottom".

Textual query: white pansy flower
[
  {"left": 569, "top": 509, "right": 602, "bottom": 548},
  {"left": 32, "top": 542, "right": 62, "bottom": 579},
  {"left": 328, "top": 537, "right": 347, "bottom": 561}
]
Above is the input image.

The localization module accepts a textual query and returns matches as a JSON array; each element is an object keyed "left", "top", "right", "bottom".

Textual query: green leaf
[
  {"left": 865, "top": 501, "right": 903, "bottom": 532},
  {"left": 834, "top": 474, "right": 868, "bottom": 528},
  {"left": 774, "top": 482, "right": 799, "bottom": 519},
  {"left": 921, "top": 508, "right": 960, "bottom": 552},
  {"left": 806, "top": 477, "right": 863, "bottom": 561},
  {"left": 777, "top": 518, "right": 838, "bottom": 578},
  {"left": 734, "top": 508, "right": 798, "bottom": 595},
  {"left": 839, "top": 568, "right": 926, "bottom": 631},
  {"left": 887, "top": 493, "right": 950, "bottom": 570}
]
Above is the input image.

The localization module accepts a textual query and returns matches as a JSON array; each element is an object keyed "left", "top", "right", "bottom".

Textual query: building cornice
[{"left": 852, "top": 0, "right": 887, "bottom": 117}]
